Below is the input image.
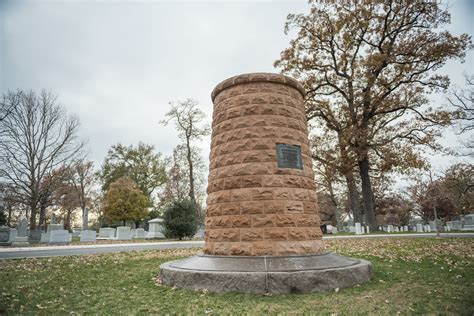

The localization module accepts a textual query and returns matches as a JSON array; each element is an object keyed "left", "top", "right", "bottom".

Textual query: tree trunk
[
  {"left": 7, "top": 205, "right": 12, "bottom": 227},
  {"left": 344, "top": 173, "right": 362, "bottom": 223},
  {"left": 65, "top": 210, "right": 72, "bottom": 231},
  {"left": 358, "top": 158, "right": 377, "bottom": 229},
  {"left": 38, "top": 203, "right": 46, "bottom": 230},
  {"left": 29, "top": 201, "right": 37, "bottom": 230},
  {"left": 82, "top": 206, "right": 88, "bottom": 230},
  {"left": 185, "top": 137, "right": 195, "bottom": 203}
]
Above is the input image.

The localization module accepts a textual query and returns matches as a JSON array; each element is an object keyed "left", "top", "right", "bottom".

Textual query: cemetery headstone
[
  {"left": 416, "top": 223, "right": 423, "bottom": 232},
  {"left": 0, "top": 226, "right": 11, "bottom": 245},
  {"left": 387, "top": 225, "right": 394, "bottom": 233},
  {"left": 11, "top": 218, "right": 29, "bottom": 246},
  {"left": 194, "top": 227, "right": 205, "bottom": 238},
  {"left": 355, "top": 222, "right": 362, "bottom": 235},
  {"left": 462, "top": 214, "right": 474, "bottom": 230},
  {"left": 80, "top": 230, "right": 97, "bottom": 242},
  {"left": 98, "top": 227, "right": 116, "bottom": 239},
  {"left": 17, "top": 218, "right": 28, "bottom": 237},
  {"left": 116, "top": 226, "right": 132, "bottom": 240},
  {"left": 28, "top": 230, "right": 41, "bottom": 242},
  {"left": 49, "top": 230, "right": 70, "bottom": 243},
  {"left": 8, "top": 228, "right": 17, "bottom": 242},
  {"left": 134, "top": 228, "right": 146, "bottom": 239}
]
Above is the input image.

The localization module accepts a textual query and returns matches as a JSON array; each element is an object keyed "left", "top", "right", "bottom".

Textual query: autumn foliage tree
[
  {"left": 102, "top": 176, "right": 148, "bottom": 226},
  {"left": 275, "top": 1, "right": 471, "bottom": 228},
  {"left": 100, "top": 142, "right": 166, "bottom": 203}
]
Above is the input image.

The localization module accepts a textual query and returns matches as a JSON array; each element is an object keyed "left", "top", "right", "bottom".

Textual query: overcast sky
[{"left": 1, "top": 0, "right": 473, "bottom": 185}]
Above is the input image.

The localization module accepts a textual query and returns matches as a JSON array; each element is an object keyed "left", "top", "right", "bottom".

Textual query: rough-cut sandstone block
[
  {"left": 230, "top": 215, "right": 252, "bottom": 228},
  {"left": 221, "top": 229, "right": 240, "bottom": 242},
  {"left": 230, "top": 243, "right": 253, "bottom": 256},
  {"left": 252, "top": 241, "right": 275, "bottom": 256},
  {"left": 264, "top": 228, "right": 288, "bottom": 241},
  {"left": 251, "top": 215, "right": 275, "bottom": 228},
  {"left": 240, "top": 201, "right": 263, "bottom": 214},
  {"left": 240, "top": 229, "right": 264, "bottom": 242}
]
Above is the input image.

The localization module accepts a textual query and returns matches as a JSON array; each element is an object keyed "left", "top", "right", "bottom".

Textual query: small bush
[{"left": 162, "top": 199, "right": 199, "bottom": 240}]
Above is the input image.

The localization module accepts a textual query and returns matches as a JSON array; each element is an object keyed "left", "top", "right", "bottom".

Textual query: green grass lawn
[{"left": 1, "top": 238, "right": 473, "bottom": 314}]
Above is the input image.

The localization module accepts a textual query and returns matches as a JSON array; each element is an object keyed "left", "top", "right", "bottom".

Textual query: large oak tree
[{"left": 275, "top": 1, "right": 471, "bottom": 228}]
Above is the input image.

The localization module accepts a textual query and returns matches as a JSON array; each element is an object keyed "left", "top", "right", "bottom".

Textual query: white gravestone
[
  {"left": 387, "top": 225, "right": 394, "bottom": 233},
  {"left": 80, "top": 230, "right": 97, "bottom": 242},
  {"left": 147, "top": 218, "right": 165, "bottom": 239},
  {"left": 462, "top": 215, "right": 474, "bottom": 231},
  {"left": 116, "top": 226, "right": 132, "bottom": 240},
  {"left": 98, "top": 228, "right": 116, "bottom": 239},
  {"left": 355, "top": 222, "right": 362, "bottom": 235},
  {"left": 447, "top": 221, "right": 461, "bottom": 230},
  {"left": 0, "top": 227, "right": 10, "bottom": 244},
  {"left": 416, "top": 224, "right": 423, "bottom": 232},
  {"left": 403, "top": 226, "right": 408, "bottom": 232},
  {"left": 194, "top": 227, "right": 205, "bottom": 238},
  {"left": 8, "top": 228, "right": 18, "bottom": 242},
  {"left": 134, "top": 228, "right": 146, "bottom": 239},
  {"left": 12, "top": 218, "right": 30, "bottom": 246},
  {"left": 366, "top": 226, "right": 370, "bottom": 234},
  {"left": 50, "top": 230, "right": 70, "bottom": 243}
]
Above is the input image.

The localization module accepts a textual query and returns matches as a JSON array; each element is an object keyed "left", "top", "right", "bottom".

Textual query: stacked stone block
[{"left": 204, "top": 73, "right": 324, "bottom": 256}]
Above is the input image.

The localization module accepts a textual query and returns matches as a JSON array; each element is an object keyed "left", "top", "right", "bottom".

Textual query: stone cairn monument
[{"left": 160, "top": 73, "right": 371, "bottom": 294}]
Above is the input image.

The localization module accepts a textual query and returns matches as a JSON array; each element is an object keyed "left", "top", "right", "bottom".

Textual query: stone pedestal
[
  {"left": 160, "top": 73, "right": 372, "bottom": 294},
  {"left": 146, "top": 218, "right": 165, "bottom": 239}
]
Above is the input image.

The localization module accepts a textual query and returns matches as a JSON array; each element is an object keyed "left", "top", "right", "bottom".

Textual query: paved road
[{"left": 1, "top": 233, "right": 472, "bottom": 260}]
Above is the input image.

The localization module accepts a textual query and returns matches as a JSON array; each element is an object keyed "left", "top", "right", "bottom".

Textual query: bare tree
[
  {"left": 67, "top": 160, "right": 96, "bottom": 230},
  {"left": 0, "top": 90, "right": 84, "bottom": 229},
  {"left": 448, "top": 75, "right": 474, "bottom": 153},
  {"left": 161, "top": 99, "right": 210, "bottom": 204},
  {"left": 0, "top": 91, "right": 22, "bottom": 131}
]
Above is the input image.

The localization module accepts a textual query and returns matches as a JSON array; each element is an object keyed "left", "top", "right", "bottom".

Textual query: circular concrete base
[{"left": 159, "top": 253, "right": 372, "bottom": 294}]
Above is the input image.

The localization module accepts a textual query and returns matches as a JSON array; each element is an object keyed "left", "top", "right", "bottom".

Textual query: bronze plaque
[{"left": 276, "top": 143, "right": 303, "bottom": 169}]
